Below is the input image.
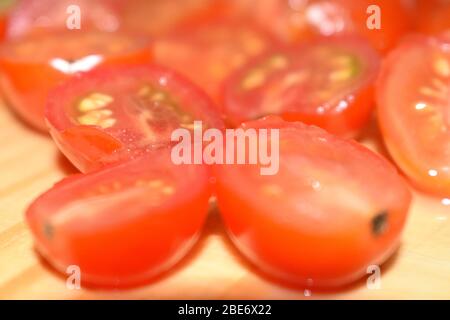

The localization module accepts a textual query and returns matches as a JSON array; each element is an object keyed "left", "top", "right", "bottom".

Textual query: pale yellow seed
[
  {"left": 148, "top": 180, "right": 164, "bottom": 188},
  {"left": 241, "top": 68, "right": 266, "bottom": 90},
  {"left": 97, "top": 118, "right": 117, "bottom": 129},
  {"left": 78, "top": 93, "right": 113, "bottom": 112},
  {"left": 329, "top": 68, "right": 353, "bottom": 82},
  {"left": 77, "top": 109, "right": 113, "bottom": 126},
  {"left": 162, "top": 186, "right": 175, "bottom": 196},
  {"left": 151, "top": 92, "right": 166, "bottom": 102},
  {"left": 268, "top": 54, "right": 288, "bottom": 69},
  {"left": 433, "top": 58, "right": 450, "bottom": 78},
  {"left": 138, "top": 86, "right": 151, "bottom": 97}
]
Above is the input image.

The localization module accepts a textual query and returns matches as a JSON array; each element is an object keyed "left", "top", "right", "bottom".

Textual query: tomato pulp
[
  {"left": 26, "top": 149, "right": 212, "bottom": 288},
  {"left": 46, "top": 65, "right": 224, "bottom": 172},
  {"left": 0, "top": 31, "right": 152, "bottom": 130},
  {"left": 215, "top": 117, "right": 411, "bottom": 288},
  {"left": 377, "top": 34, "right": 450, "bottom": 196}
]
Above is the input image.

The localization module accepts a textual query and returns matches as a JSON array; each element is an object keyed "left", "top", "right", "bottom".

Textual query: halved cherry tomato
[
  {"left": 152, "top": 19, "right": 275, "bottom": 103},
  {"left": 229, "top": 0, "right": 412, "bottom": 53},
  {"left": 415, "top": 0, "right": 450, "bottom": 35},
  {"left": 26, "top": 149, "right": 212, "bottom": 288},
  {"left": 46, "top": 65, "right": 224, "bottom": 172},
  {"left": 0, "top": 31, "right": 152, "bottom": 130},
  {"left": 5, "top": 0, "right": 121, "bottom": 38},
  {"left": 214, "top": 116, "right": 411, "bottom": 288},
  {"left": 376, "top": 34, "right": 450, "bottom": 196},
  {"left": 223, "top": 36, "right": 380, "bottom": 137}
]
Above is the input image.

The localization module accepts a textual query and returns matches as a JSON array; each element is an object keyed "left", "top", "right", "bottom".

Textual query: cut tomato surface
[
  {"left": 228, "top": 0, "right": 412, "bottom": 53},
  {"left": 223, "top": 36, "right": 380, "bottom": 137},
  {"left": 46, "top": 65, "right": 224, "bottom": 172},
  {"left": 26, "top": 150, "right": 212, "bottom": 288},
  {"left": 5, "top": 0, "right": 121, "bottom": 38},
  {"left": 377, "top": 34, "right": 450, "bottom": 196},
  {"left": 152, "top": 19, "right": 275, "bottom": 103},
  {"left": 214, "top": 117, "right": 411, "bottom": 288},
  {"left": 0, "top": 31, "right": 152, "bottom": 130}
]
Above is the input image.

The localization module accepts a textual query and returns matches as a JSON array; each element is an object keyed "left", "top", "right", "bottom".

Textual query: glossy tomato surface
[
  {"left": 46, "top": 65, "right": 224, "bottom": 172},
  {"left": 5, "top": 0, "right": 121, "bottom": 38},
  {"left": 26, "top": 149, "right": 212, "bottom": 288},
  {"left": 229, "top": 0, "right": 412, "bottom": 53},
  {"left": 223, "top": 36, "right": 380, "bottom": 137},
  {"left": 377, "top": 34, "right": 450, "bottom": 196},
  {"left": 215, "top": 117, "right": 411, "bottom": 288},
  {"left": 153, "top": 19, "right": 275, "bottom": 102},
  {"left": 0, "top": 31, "right": 152, "bottom": 130}
]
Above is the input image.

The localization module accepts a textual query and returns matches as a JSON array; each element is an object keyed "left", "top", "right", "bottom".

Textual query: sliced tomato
[
  {"left": 0, "top": 31, "right": 152, "bottom": 130},
  {"left": 46, "top": 65, "right": 224, "bottom": 173},
  {"left": 5, "top": 0, "right": 121, "bottom": 38},
  {"left": 229, "top": 0, "right": 412, "bottom": 53},
  {"left": 152, "top": 19, "right": 275, "bottom": 103},
  {"left": 26, "top": 149, "right": 212, "bottom": 288},
  {"left": 415, "top": 0, "right": 450, "bottom": 35},
  {"left": 223, "top": 36, "right": 380, "bottom": 137},
  {"left": 214, "top": 116, "right": 411, "bottom": 288},
  {"left": 377, "top": 34, "right": 450, "bottom": 196}
]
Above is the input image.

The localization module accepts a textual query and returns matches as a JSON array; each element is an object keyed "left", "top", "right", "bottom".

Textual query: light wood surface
[{"left": 0, "top": 102, "right": 449, "bottom": 300}]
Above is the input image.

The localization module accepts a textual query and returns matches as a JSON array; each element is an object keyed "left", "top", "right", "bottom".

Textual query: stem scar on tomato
[{"left": 372, "top": 211, "right": 388, "bottom": 236}]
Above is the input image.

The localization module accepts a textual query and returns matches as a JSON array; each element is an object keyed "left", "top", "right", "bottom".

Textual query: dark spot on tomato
[
  {"left": 372, "top": 211, "right": 388, "bottom": 236},
  {"left": 43, "top": 222, "right": 54, "bottom": 239}
]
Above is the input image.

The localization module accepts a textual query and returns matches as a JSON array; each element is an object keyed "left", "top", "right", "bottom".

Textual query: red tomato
[
  {"left": 5, "top": 0, "right": 121, "bottom": 38},
  {"left": 26, "top": 149, "right": 212, "bottom": 288},
  {"left": 376, "top": 34, "right": 450, "bottom": 196},
  {"left": 223, "top": 36, "right": 380, "bottom": 137},
  {"left": 119, "top": 0, "right": 224, "bottom": 36},
  {"left": 46, "top": 65, "right": 224, "bottom": 173},
  {"left": 0, "top": 31, "right": 152, "bottom": 130},
  {"left": 214, "top": 117, "right": 411, "bottom": 288},
  {"left": 229, "top": 0, "right": 412, "bottom": 53},
  {"left": 415, "top": 0, "right": 450, "bottom": 35},
  {"left": 152, "top": 20, "right": 275, "bottom": 103}
]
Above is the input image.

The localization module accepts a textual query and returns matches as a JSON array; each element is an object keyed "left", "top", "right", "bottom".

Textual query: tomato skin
[
  {"left": 46, "top": 65, "right": 224, "bottom": 173},
  {"left": 26, "top": 151, "right": 212, "bottom": 288},
  {"left": 0, "top": 32, "right": 153, "bottom": 131},
  {"left": 223, "top": 36, "right": 380, "bottom": 137},
  {"left": 376, "top": 34, "right": 450, "bottom": 196},
  {"left": 214, "top": 117, "right": 411, "bottom": 288},
  {"left": 414, "top": 0, "right": 450, "bottom": 35}
]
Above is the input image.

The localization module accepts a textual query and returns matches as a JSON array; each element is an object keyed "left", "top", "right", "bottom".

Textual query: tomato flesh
[
  {"left": 0, "top": 31, "right": 152, "bottom": 130},
  {"left": 153, "top": 20, "right": 275, "bottom": 103},
  {"left": 46, "top": 65, "right": 224, "bottom": 172},
  {"left": 26, "top": 150, "right": 212, "bottom": 288},
  {"left": 377, "top": 34, "right": 450, "bottom": 196},
  {"left": 223, "top": 36, "right": 379, "bottom": 137},
  {"left": 214, "top": 117, "right": 411, "bottom": 288}
]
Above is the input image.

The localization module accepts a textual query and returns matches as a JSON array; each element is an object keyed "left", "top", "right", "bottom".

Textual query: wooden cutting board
[{"left": 0, "top": 103, "right": 449, "bottom": 300}]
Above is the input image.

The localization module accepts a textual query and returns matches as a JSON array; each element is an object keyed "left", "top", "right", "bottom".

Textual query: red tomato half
[
  {"left": 46, "top": 65, "right": 224, "bottom": 172},
  {"left": 377, "top": 34, "right": 450, "bottom": 196},
  {"left": 214, "top": 117, "right": 411, "bottom": 288},
  {"left": 153, "top": 20, "right": 275, "bottom": 103},
  {"left": 228, "top": 0, "right": 412, "bottom": 53},
  {"left": 223, "top": 36, "right": 380, "bottom": 137},
  {"left": 26, "top": 150, "right": 212, "bottom": 288},
  {"left": 0, "top": 31, "right": 152, "bottom": 130},
  {"left": 5, "top": 0, "right": 121, "bottom": 38}
]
